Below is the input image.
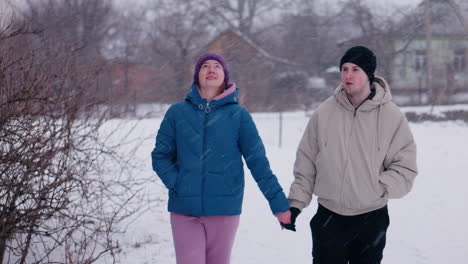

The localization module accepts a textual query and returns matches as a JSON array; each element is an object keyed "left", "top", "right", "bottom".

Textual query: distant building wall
[{"left": 391, "top": 37, "right": 468, "bottom": 105}]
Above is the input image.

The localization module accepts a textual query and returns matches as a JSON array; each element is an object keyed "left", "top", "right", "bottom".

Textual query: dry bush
[
  {"left": 405, "top": 110, "right": 468, "bottom": 122},
  {"left": 0, "top": 16, "right": 147, "bottom": 264}
]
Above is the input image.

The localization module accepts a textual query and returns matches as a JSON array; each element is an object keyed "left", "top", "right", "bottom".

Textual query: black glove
[{"left": 280, "top": 207, "right": 301, "bottom": 232}]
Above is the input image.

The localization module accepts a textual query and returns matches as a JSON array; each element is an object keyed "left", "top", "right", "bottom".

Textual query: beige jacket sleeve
[
  {"left": 288, "top": 114, "right": 320, "bottom": 210},
  {"left": 380, "top": 115, "right": 418, "bottom": 199}
]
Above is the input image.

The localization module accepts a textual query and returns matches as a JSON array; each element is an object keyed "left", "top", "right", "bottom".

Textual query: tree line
[{"left": 1, "top": 0, "right": 468, "bottom": 263}]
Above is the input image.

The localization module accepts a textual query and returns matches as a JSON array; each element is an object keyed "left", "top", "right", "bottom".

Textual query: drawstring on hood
[
  {"left": 186, "top": 82, "right": 240, "bottom": 112},
  {"left": 371, "top": 77, "right": 390, "bottom": 153},
  {"left": 377, "top": 104, "right": 382, "bottom": 152}
]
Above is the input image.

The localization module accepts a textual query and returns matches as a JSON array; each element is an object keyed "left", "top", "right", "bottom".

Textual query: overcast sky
[
  {"left": 368, "top": 0, "right": 420, "bottom": 5},
  {"left": 112, "top": 0, "right": 422, "bottom": 10},
  {"left": 366, "top": 0, "right": 420, "bottom": 9},
  {"left": 2, "top": 0, "right": 423, "bottom": 21}
]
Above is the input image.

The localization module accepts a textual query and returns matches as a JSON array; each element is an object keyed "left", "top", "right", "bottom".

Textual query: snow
[
  {"left": 307, "top": 77, "right": 327, "bottom": 89},
  {"left": 404, "top": 104, "right": 468, "bottom": 117},
  {"left": 102, "top": 104, "right": 468, "bottom": 264}
]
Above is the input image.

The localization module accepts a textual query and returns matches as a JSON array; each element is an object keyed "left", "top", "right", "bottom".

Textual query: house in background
[
  {"left": 390, "top": 0, "right": 468, "bottom": 105},
  {"left": 101, "top": 62, "right": 182, "bottom": 116},
  {"left": 194, "top": 29, "right": 305, "bottom": 111}
]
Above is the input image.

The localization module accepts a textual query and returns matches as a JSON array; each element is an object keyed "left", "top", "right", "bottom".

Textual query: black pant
[{"left": 310, "top": 204, "right": 390, "bottom": 264}]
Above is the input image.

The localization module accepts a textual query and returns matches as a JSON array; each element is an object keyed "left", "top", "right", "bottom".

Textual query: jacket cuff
[
  {"left": 288, "top": 199, "right": 307, "bottom": 211},
  {"left": 269, "top": 192, "right": 290, "bottom": 215}
]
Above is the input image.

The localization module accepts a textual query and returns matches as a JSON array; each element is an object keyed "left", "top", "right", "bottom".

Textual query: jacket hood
[
  {"left": 334, "top": 76, "right": 392, "bottom": 112},
  {"left": 185, "top": 82, "right": 240, "bottom": 108}
]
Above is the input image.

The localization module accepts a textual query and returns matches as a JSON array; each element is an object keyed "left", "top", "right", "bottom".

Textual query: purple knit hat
[{"left": 193, "top": 52, "right": 229, "bottom": 86}]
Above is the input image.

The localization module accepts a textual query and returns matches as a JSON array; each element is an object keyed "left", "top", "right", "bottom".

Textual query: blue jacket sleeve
[
  {"left": 238, "top": 109, "right": 289, "bottom": 214},
  {"left": 151, "top": 107, "right": 178, "bottom": 190}
]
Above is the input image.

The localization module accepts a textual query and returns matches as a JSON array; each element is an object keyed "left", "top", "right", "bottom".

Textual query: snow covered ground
[{"left": 104, "top": 105, "right": 468, "bottom": 264}]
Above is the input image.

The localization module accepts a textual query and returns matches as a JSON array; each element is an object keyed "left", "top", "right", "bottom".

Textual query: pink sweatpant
[{"left": 170, "top": 213, "right": 240, "bottom": 264}]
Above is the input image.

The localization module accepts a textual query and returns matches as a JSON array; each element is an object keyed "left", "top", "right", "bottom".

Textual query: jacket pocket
[
  {"left": 168, "top": 171, "right": 179, "bottom": 193},
  {"left": 205, "top": 171, "right": 241, "bottom": 196},
  {"left": 313, "top": 151, "right": 337, "bottom": 201},
  {"left": 343, "top": 174, "right": 385, "bottom": 210},
  {"left": 173, "top": 171, "right": 198, "bottom": 197}
]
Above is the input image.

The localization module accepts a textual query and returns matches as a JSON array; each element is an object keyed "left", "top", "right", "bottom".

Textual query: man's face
[{"left": 340, "top": 62, "right": 370, "bottom": 97}]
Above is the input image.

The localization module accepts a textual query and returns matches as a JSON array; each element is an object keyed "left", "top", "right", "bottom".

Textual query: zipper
[
  {"left": 340, "top": 110, "right": 356, "bottom": 212},
  {"left": 200, "top": 101, "right": 210, "bottom": 214}
]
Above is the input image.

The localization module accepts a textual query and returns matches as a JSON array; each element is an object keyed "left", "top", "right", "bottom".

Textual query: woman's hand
[
  {"left": 277, "top": 207, "right": 301, "bottom": 232},
  {"left": 275, "top": 210, "right": 292, "bottom": 229}
]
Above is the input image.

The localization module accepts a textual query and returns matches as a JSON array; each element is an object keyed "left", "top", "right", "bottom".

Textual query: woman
[{"left": 151, "top": 52, "right": 291, "bottom": 264}]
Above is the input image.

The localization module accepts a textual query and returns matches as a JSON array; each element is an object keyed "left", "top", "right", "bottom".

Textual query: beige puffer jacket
[{"left": 288, "top": 76, "right": 418, "bottom": 216}]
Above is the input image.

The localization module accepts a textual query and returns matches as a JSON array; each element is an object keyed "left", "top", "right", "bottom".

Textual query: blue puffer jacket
[{"left": 151, "top": 83, "right": 289, "bottom": 216}]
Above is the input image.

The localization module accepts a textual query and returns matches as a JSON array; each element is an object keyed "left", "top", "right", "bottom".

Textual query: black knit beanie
[{"left": 339, "top": 46, "right": 377, "bottom": 85}]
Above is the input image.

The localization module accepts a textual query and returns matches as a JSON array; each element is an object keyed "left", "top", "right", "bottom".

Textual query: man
[{"left": 283, "top": 46, "right": 418, "bottom": 263}]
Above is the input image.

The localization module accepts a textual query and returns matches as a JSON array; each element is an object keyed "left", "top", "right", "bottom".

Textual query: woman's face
[{"left": 198, "top": 60, "right": 225, "bottom": 90}]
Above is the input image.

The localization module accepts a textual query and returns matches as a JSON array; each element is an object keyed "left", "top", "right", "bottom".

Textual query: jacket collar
[
  {"left": 334, "top": 76, "right": 392, "bottom": 112},
  {"left": 185, "top": 82, "right": 240, "bottom": 108}
]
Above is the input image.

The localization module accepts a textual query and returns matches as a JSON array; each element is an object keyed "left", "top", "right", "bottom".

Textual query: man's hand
[{"left": 280, "top": 207, "right": 301, "bottom": 232}]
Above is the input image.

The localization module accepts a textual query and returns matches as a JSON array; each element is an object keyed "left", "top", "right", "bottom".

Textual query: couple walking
[{"left": 151, "top": 46, "right": 418, "bottom": 264}]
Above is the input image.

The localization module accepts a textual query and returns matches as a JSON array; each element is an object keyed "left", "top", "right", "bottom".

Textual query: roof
[{"left": 196, "top": 28, "right": 298, "bottom": 66}]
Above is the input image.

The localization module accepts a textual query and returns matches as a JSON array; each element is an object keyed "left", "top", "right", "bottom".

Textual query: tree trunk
[
  {"left": 425, "top": 0, "right": 434, "bottom": 110},
  {"left": 19, "top": 227, "right": 34, "bottom": 264},
  {"left": 449, "top": 0, "right": 468, "bottom": 36},
  {"left": 0, "top": 235, "right": 9, "bottom": 264},
  {"left": 278, "top": 112, "right": 283, "bottom": 148}
]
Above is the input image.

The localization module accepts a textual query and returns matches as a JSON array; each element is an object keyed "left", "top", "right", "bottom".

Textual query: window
[
  {"left": 399, "top": 52, "right": 410, "bottom": 79},
  {"left": 454, "top": 49, "right": 465, "bottom": 71},
  {"left": 414, "top": 50, "right": 427, "bottom": 71}
]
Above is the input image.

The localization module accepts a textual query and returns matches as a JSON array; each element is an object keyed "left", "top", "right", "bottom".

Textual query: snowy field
[{"left": 104, "top": 105, "right": 468, "bottom": 264}]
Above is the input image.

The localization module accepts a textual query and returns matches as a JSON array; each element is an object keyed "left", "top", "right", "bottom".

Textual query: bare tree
[
  {"left": 205, "top": 0, "right": 289, "bottom": 37},
  {"left": 1, "top": 13, "right": 144, "bottom": 264},
  {"left": 22, "top": 0, "right": 114, "bottom": 62},
  {"left": 275, "top": 0, "right": 340, "bottom": 76},
  {"left": 103, "top": 7, "right": 148, "bottom": 115},
  {"left": 424, "top": 0, "right": 434, "bottom": 108},
  {"left": 332, "top": 0, "right": 427, "bottom": 86},
  {"left": 448, "top": 0, "right": 468, "bottom": 35},
  {"left": 139, "top": 0, "right": 214, "bottom": 102}
]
